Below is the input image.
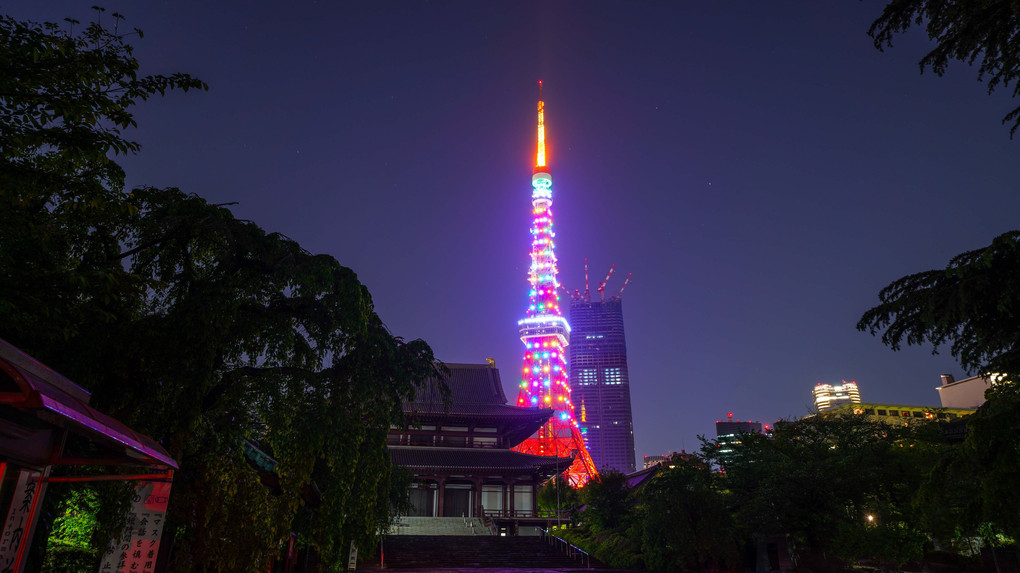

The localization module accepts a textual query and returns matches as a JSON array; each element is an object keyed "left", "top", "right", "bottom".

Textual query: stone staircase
[
  {"left": 373, "top": 535, "right": 589, "bottom": 569},
  {"left": 388, "top": 516, "right": 489, "bottom": 536}
]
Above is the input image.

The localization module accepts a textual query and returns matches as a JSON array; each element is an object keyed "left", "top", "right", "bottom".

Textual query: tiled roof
[
  {"left": 390, "top": 446, "right": 574, "bottom": 473},
  {"left": 404, "top": 402, "right": 552, "bottom": 419},
  {"left": 403, "top": 363, "right": 554, "bottom": 448},
  {"left": 410, "top": 363, "right": 508, "bottom": 407}
]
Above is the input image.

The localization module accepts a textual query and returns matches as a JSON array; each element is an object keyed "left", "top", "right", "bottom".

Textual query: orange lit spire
[{"left": 536, "top": 80, "right": 546, "bottom": 169}]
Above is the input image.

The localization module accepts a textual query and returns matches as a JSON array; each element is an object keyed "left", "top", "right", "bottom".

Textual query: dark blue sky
[{"left": 9, "top": 1, "right": 1018, "bottom": 460}]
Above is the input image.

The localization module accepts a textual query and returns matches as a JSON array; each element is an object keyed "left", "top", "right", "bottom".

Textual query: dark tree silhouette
[{"left": 869, "top": 0, "right": 1020, "bottom": 136}]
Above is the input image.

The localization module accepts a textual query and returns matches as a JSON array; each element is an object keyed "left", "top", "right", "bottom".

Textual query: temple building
[{"left": 388, "top": 362, "right": 571, "bottom": 521}]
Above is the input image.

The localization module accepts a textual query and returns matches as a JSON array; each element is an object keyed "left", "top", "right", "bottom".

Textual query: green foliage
[
  {"left": 565, "top": 414, "right": 999, "bottom": 570},
  {"left": 869, "top": 0, "right": 1020, "bottom": 135},
  {"left": 40, "top": 487, "right": 102, "bottom": 573},
  {"left": 707, "top": 414, "right": 939, "bottom": 562},
  {"left": 640, "top": 458, "right": 740, "bottom": 572},
  {"left": 0, "top": 12, "right": 437, "bottom": 571},
  {"left": 558, "top": 526, "right": 645, "bottom": 570},
  {"left": 0, "top": 12, "right": 206, "bottom": 349},
  {"left": 947, "top": 382, "right": 1020, "bottom": 545},
  {"left": 859, "top": 230, "right": 1020, "bottom": 551},
  {"left": 48, "top": 488, "right": 100, "bottom": 551},
  {"left": 559, "top": 471, "right": 644, "bottom": 569},
  {"left": 858, "top": 231, "right": 1020, "bottom": 381},
  {"left": 831, "top": 521, "right": 927, "bottom": 568},
  {"left": 536, "top": 476, "right": 580, "bottom": 516},
  {"left": 578, "top": 471, "right": 635, "bottom": 532},
  {"left": 40, "top": 544, "right": 98, "bottom": 573},
  {"left": 911, "top": 442, "right": 984, "bottom": 550}
]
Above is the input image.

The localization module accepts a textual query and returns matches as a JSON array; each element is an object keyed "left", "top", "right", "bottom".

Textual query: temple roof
[
  {"left": 390, "top": 446, "right": 573, "bottom": 475},
  {"left": 404, "top": 363, "right": 553, "bottom": 447},
  {"left": 408, "top": 362, "right": 508, "bottom": 407}
]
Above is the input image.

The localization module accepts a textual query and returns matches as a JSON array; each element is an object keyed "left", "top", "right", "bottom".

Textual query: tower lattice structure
[{"left": 513, "top": 83, "right": 599, "bottom": 487}]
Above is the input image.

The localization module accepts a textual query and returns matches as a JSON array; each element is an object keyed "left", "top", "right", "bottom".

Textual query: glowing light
[
  {"left": 513, "top": 85, "right": 598, "bottom": 487},
  {"left": 536, "top": 97, "right": 546, "bottom": 167}
]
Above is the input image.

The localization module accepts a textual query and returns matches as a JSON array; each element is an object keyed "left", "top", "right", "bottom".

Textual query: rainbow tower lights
[{"left": 513, "top": 83, "right": 599, "bottom": 487}]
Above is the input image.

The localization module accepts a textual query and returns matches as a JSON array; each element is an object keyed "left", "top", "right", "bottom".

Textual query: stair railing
[{"left": 538, "top": 528, "right": 591, "bottom": 569}]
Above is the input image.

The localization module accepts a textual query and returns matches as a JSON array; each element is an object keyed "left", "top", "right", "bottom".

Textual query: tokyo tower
[{"left": 513, "top": 82, "right": 599, "bottom": 487}]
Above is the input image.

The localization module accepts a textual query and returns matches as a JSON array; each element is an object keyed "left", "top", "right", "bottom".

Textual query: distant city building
[
  {"left": 643, "top": 453, "right": 673, "bottom": 469},
  {"left": 820, "top": 402, "right": 975, "bottom": 424},
  {"left": 820, "top": 402, "right": 976, "bottom": 442},
  {"left": 569, "top": 295, "right": 637, "bottom": 474},
  {"left": 812, "top": 380, "right": 861, "bottom": 412},
  {"left": 936, "top": 374, "right": 992, "bottom": 409},
  {"left": 715, "top": 413, "right": 763, "bottom": 467},
  {"left": 642, "top": 450, "right": 693, "bottom": 469}
]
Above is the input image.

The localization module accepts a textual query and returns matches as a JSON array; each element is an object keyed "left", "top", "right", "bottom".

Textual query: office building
[
  {"left": 569, "top": 296, "right": 637, "bottom": 474},
  {"left": 715, "top": 413, "right": 763, "bottom": 467},
  {"left": 812, "top": 380, "right": 861, "bottom": 412}
]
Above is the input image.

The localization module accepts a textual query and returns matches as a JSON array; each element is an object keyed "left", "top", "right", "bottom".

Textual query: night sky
[{"left": 9, "top": 1, "right": 1019, "bottom": 461}]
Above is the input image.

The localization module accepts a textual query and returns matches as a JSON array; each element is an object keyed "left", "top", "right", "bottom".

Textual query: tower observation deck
[{"left": 513, "top": 83, "right": 599, "bottom": 487}]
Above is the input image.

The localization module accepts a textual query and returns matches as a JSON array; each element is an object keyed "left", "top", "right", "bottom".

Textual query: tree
[
  {"left": 0, "top": 12, "right": 206, "bottom": 350},
  {"left": 869, "top": 0, "right": 1020, "bottom": 136},
  {"left": 957, "top": 382, "right": 1020, "bottom": 543},
  {"left": 711, "top": 415, "right": 932, "bottom": 568},
  {"left": 859, "top": 231, "right": 1020, "bottom": 556},
  {"left": 1, "top": 13, "right": 437, "bottom": 571},
  {"left": 579, "top": 471, "right": 635, "bottom": 532},
  {"left": 536, "top": 476, "right": 580, "bottom": 520},
  {"left": 640, "top": 457, "right": 740, "bottom": 573},
  {"left": 563, "top": 471, "right": 644, "bottom": 569},
  {"left": 858, "top": 231, "right": 1020, "bottom": 381}
]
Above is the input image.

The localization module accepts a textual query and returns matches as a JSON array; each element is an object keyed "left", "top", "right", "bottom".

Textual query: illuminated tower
[{"left": 513, "top": 83, "right": 598, "bottom": 487}]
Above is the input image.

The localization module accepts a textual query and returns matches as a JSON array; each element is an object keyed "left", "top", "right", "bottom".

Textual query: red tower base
[{"left": 514, "top": 419, "right": 598, "bottom": 487}]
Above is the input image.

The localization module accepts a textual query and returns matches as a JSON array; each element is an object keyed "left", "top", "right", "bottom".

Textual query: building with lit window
[
  {"left": 714, "top": 413, "right": 763, "bottom": 467},
  {"left": 569, "top": 298, "right": 636, "bottom": 473},
  {"left": 821, "top": 402, "right": 975, "bottom": 424},
  {"left": 812, "top": 380, "right": 861, "bottom": 412}
]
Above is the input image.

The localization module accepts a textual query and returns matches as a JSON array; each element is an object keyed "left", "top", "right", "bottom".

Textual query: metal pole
[{"left": 556, "top": 444, "right": 561, "bottom": 529}]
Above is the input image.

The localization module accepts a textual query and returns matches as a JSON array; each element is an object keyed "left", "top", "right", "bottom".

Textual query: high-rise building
[
  {"left": 715, "top": 413, "right": 763, "bottom": 467},
  {"left": 569, "top": 297, "right": 636, "bottom": 473},
  {"left": 812, "top": 381, "right": 861, "bottom": 412},
  {"left": 512, "top": 84, "right": 598, "bottom": 487}
]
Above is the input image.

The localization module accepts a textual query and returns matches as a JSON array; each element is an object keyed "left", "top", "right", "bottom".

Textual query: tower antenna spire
[{"left": 536, "top": 81, "right": 546, "bottom": 169}]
